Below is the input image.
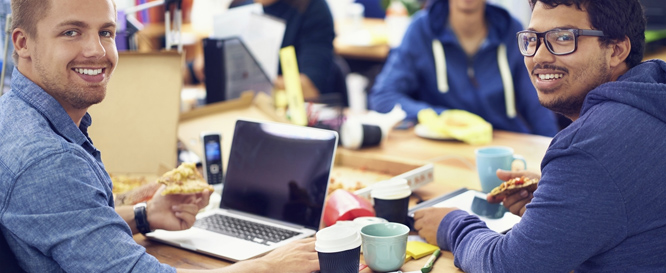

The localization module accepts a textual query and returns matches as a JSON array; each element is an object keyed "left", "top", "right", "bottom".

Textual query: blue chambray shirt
[{"left": 0, "top": 69, "right": 176, "bottom": 273}]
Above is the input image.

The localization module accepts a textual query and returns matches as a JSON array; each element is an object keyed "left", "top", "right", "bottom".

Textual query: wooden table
[
  {"left": 644, "top": 45, "right": 666, "bottom": 62},
  {"left": 135, "top": 128, "right": 551, "bottom": 272}
]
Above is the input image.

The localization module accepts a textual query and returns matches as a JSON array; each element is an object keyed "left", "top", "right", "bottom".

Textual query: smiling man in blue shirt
[{"left": 0, "top": 0, "right": 319, "bottom": 272}]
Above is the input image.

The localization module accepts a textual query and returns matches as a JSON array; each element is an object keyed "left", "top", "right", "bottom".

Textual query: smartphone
[{"left": 200, "top": 132, "right": 223, "bottom": 185}]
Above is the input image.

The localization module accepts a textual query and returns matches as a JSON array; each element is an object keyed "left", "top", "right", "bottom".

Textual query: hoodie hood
[
  {"left": 582, "top": 59, "right": 666, "bottom": 123},
  {"left": 427, "top": 0, "right": 515, "bottom": 42}
]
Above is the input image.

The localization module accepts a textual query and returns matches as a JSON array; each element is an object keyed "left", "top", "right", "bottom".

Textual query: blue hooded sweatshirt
[
  {"left": 369, "top": 0, "right": 559, "bottom": 137},
  {"left": 436, "top": 60, "right": 666, "bottom": 272}
]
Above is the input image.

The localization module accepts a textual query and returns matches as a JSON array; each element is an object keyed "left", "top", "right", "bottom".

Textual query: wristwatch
[{"left": 133, "top": 202, "right": 152, "bottom": 234}]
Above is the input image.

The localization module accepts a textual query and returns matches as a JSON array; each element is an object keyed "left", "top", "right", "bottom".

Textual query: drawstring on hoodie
[
  {"left": 432, "top": 39, "right": 517, "bottom": 118},
  {"left": 433, "top": 39, "right": 448, "bottom": 93},
  {"left": 497, "top": 44, "right": 516, "bottom": 118}
]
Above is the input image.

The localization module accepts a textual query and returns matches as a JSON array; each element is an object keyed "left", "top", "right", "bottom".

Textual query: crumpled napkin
[{"left": 417, "top": 108, "right": 492, "bottom": 145}]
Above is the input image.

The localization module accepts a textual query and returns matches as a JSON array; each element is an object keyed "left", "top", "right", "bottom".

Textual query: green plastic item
[
  {"left": 646, "top": 30, "right": 666, "bottom": 43},
  {"left": 381, "top": 0, "right": 423, "bottom": 16}
]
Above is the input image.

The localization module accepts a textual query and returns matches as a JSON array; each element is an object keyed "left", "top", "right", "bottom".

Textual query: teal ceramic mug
[
  {"left": 360, "top": 222, "right": 409, "bottom": 272},
  {"left": 475, "top": 146, "right": 527, "bottom": 193}
]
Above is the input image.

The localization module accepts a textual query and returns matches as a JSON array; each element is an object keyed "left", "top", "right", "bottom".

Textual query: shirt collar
[{"left": 11, "top": 68, "right": 94, "bottom": 147}]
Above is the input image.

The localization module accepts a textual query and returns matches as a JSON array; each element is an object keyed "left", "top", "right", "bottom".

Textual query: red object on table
[{"left": 323, "top": 189, "right": 375, "bottom": 227}]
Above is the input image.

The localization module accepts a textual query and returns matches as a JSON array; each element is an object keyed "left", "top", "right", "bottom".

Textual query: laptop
[{"left": 147, "top": 119, "right": 338, "bottom": 261}]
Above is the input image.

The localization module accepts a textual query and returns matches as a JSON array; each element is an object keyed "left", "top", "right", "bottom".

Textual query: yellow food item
[
  {"left": 157, "top": 163, "right": 214, "bottom": 195},
  {"left": 418, "top": 108, "right": 492, "bottom": 145},
  {"left": 111, "top": 174, "right": 161, "bottom": 205}
]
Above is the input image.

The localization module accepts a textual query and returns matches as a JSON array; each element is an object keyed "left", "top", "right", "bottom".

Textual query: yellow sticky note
[
  {"left": 279, "top": 46, "right": 307, "bottom": 126},
  {"left": 405, "top": 253, "right": 413, "bottom": 263},
  {"left": 406, "top": 241, "right": 440, "bottom": 260}
]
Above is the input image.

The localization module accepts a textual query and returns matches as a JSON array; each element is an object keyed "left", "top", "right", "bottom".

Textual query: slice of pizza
[
  {"left": 489, "top": 176, "right": 539, "bottom": 198},
  {"left": 157, "top": 162, "right": 214, "bottom": 195}
]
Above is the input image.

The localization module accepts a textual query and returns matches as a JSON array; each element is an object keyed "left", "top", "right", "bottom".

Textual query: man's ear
[
  {"left": 608, "top": 36, "right": 631, "bottom": 68},
  {"left": 12, "top": 28, "right": 31, "bottom": 60}
]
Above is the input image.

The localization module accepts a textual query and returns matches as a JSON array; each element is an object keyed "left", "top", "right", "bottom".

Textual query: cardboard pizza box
[
  {"left": 177, "top": 91, "right": 288, "bottom": 172},
  {"left": 87, "top": 51, "right": 183, "bottom": 178},
  {"left": 331, "top": 149, "right": 434, "bottom": 200}
]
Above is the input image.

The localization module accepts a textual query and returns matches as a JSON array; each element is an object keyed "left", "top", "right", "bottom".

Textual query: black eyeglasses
[{"left": 516, "top": 28, "right": 605, "bottom": 57}]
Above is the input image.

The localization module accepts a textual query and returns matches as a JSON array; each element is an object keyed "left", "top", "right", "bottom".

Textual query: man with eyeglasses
[{"left": 413, "top": 0, "right": 666, "bottom": 271}]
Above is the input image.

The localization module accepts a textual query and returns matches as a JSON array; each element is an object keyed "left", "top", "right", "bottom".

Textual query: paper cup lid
[
  {"left": 315, "top": 225, "right": 362, "bottom": 253},
  {"left": 371, "top": 178, "right": 411, "bottom": 199},
  {"left": 340, "top": 118, "right": 363, "bottom": 149},
  {"left": 353, "top": 217, "right": 388, "bottom": 228}
]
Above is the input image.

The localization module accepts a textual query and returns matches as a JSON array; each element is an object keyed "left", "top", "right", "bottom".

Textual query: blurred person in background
[
  {"left": 369, "top": 0, "right": 559, "bottom": 136},
  {"left": 189, "top": 0, "right": 345, "bottom": 103}
]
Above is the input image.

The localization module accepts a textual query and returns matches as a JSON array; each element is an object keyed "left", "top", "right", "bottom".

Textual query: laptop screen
[{"left": 220, "top": 120, "right": 338, "bottom": 230}]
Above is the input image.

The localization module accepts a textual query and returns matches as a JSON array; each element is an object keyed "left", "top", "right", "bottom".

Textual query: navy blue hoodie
[
  {"left": 437, "top": 60, "right": 666, "bottom": 272},
  {"left": 369, "top": 0, "right": 558, "bottom": 136},
  {"left": 232, "top": 0, "right": 335, "bottom": 95}
]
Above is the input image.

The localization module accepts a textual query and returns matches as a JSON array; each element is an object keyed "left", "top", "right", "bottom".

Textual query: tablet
[{"left": 408, "top": 188, "right": 521, "bottom": 234}]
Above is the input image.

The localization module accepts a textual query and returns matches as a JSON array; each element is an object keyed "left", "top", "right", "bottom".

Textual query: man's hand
[
  {"left": 412, "top": 207, "right": 459, "bottom": 245},
  {"left": 486, "top": 169, "right": 540, "bottom": 217},
  {"left": 146, "top": 185, "right": 211, "bottom": 231},
  {"left": 254, "top": 238, "right": 320, "bottom": 273}
]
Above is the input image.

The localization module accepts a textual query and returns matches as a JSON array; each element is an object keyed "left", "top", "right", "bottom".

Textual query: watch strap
[{"left": 133, "top": 202, "right": 152, "bottom": 234}]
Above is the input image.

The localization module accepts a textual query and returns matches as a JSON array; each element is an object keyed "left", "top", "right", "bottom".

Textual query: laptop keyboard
[{"left": 194, "top": 214, "right": 301, "bottom": 246}]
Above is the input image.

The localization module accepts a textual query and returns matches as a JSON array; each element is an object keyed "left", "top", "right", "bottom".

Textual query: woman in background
[{"left": 190, "top": 0, "right": 343, "bottom": 102}]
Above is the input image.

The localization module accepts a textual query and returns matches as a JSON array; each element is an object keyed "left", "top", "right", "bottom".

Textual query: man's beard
[
  {"left": 34, "top": 59, "right": 108, "bottom": 110},
  {"left": 540, "top": 57, "right": 612, "bottom": 119},
  {"left": 541, "top": 88, "right": 590, "bottom": 118}
]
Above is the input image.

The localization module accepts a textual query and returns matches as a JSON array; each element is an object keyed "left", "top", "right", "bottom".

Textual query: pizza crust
[
  {"left": 157, "top": 162, "right": 214, "bottom": 195},
  {"left": 489, "top": 176, "right": 539, "bottom": 198}
]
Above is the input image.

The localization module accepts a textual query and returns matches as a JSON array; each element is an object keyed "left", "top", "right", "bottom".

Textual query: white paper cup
[
  {"left": 371, "top": 179, "right": 411, "bottom": 224},
  {"left": 315, "top": 225, "right": 362, "bottom": 273},
  {"left": 371, "top": 178, "right": 411, "bottom": 200}
]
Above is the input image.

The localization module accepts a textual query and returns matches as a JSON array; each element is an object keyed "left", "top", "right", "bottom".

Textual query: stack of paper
[{"left": 211, "top": 3, "right": 286, "bottom": 82}]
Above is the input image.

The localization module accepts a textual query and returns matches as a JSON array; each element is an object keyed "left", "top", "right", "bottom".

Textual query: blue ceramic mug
[
  {"left": 475, "top": 146, "right": 527, "bottom": 193},
  {"left": 360, "top": 223, "right": 409, "bottom": 272}
]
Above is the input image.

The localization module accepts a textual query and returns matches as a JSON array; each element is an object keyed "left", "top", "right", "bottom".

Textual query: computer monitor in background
[{"left": 203, "top": 37, "right": 273, "bottom": 104}]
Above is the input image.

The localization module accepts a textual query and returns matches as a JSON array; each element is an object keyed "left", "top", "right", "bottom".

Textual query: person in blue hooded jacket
[
  {"left": 369, "top": 0, "right": 559, "bottom": 136},
  {"left": 413, "top": 0, "right": 666, "bottom": 272}
]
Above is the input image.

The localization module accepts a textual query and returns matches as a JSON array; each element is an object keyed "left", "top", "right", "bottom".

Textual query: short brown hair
[
  {"left": 10, "top": 0, "right": 117, "bottom": 64},
  {"left": 11, "top": 0, "right": 51, "bottom": 64}
]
